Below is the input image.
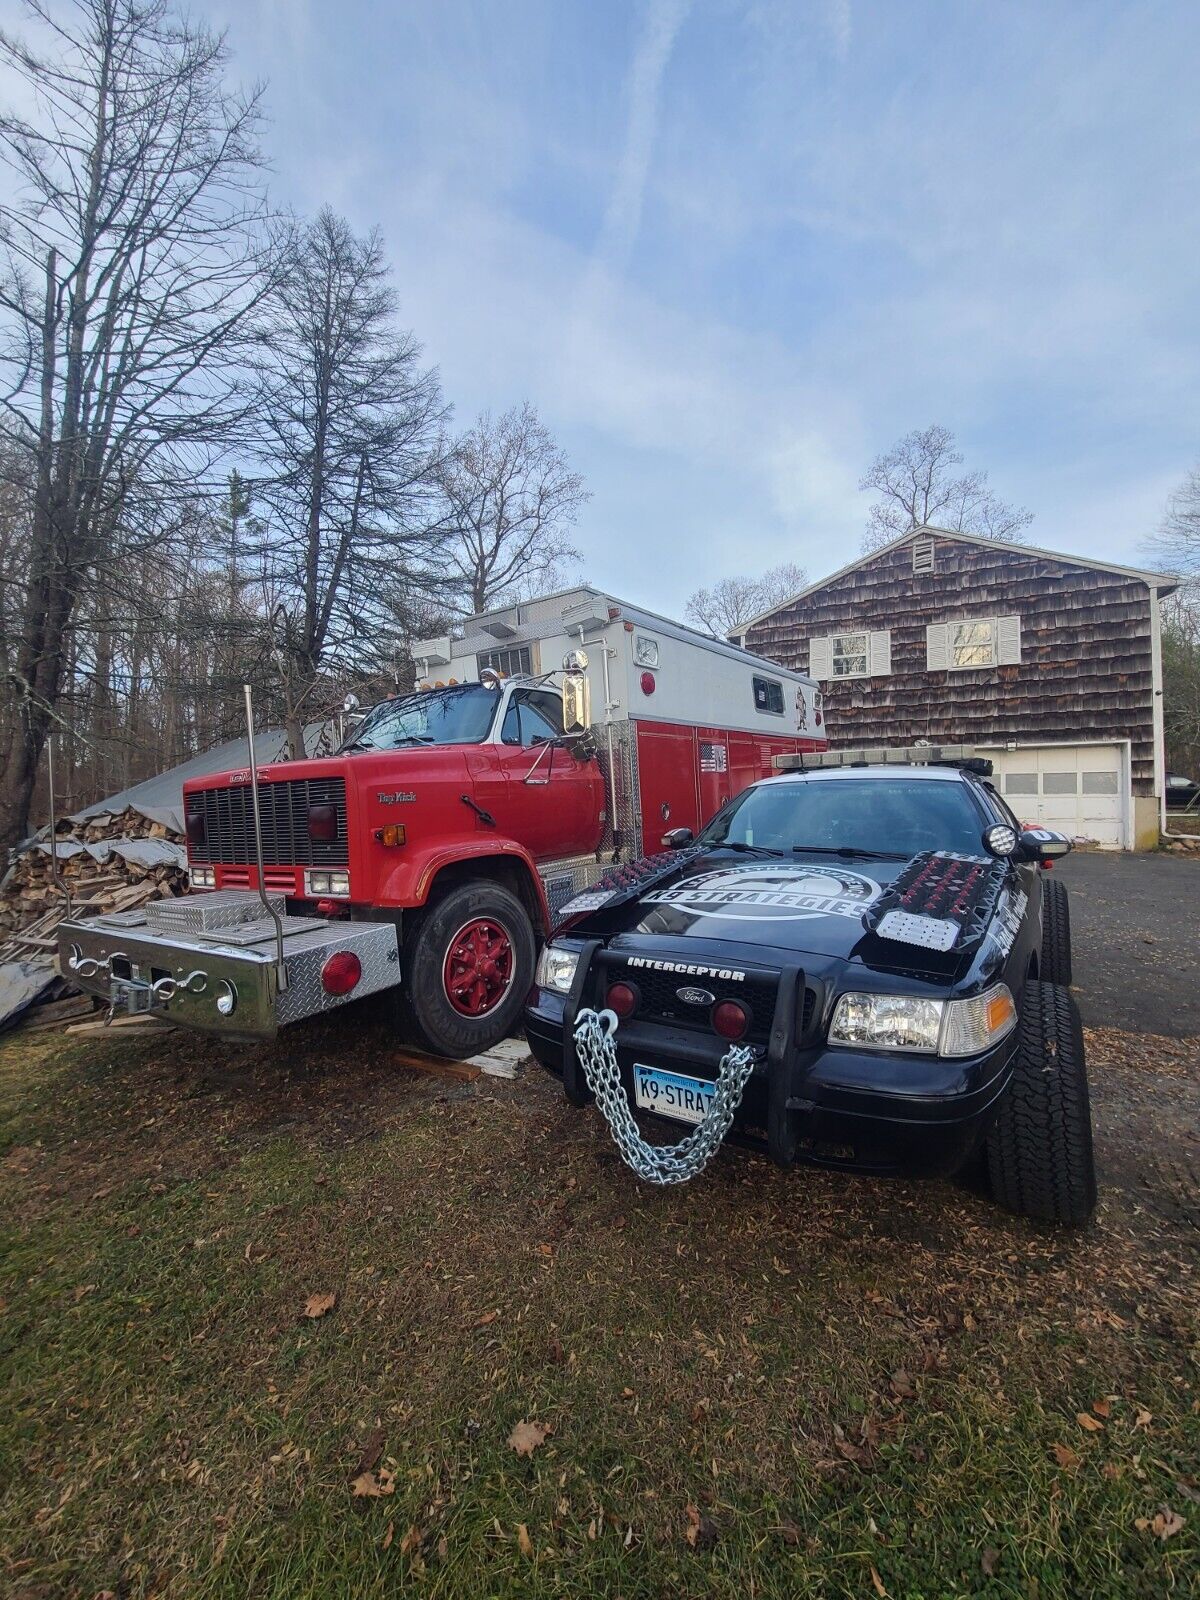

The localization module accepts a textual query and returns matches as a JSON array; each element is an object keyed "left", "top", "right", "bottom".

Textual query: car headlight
[
  {"left": 829, "top": 983, "right": 1016, "bottom": 1057},
  {"left": 536, "top": 942, "right": 581, "bottom": 994}
]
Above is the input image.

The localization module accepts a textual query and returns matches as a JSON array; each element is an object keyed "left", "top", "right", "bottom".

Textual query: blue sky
[{"left": 13, "top": 0, "right": 1200, "bottom": 613}]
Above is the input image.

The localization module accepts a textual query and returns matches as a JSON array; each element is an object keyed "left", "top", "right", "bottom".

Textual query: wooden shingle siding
[{"left": 744, "top": 537, "right": 1158, "bottom": 795}]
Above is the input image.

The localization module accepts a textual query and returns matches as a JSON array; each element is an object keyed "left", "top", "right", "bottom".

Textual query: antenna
[{"left": 243, "top": 685, "right": 288, "bottom": 992}]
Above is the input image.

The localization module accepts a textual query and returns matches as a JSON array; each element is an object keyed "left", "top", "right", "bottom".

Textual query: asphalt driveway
[{"left": 1055, "top": 850, "right": 1200, "bottom": 1036}]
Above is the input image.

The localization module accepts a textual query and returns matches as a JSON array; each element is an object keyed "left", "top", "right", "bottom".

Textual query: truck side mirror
[
  {"left": 562, "top": 672, "right": 591, "bottom": 734},
  {"left": 661, "top": 827, "right": 694, "bottom": 848},
  {"left": 1018, "top": 828, "right": 1072, "bottom": 863}
]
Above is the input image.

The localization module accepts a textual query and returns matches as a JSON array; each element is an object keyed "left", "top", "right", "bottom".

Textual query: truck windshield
[
  {"left": 342, "top": 684, "right": 500, "bottom": 751},
  {"left": 699, "top": 777, "right": 986, "bottom": 858}
]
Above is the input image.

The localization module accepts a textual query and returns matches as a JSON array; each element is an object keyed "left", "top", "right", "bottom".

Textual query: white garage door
[{"left": 988, "top": 744, "right": 1128, "bottom": 849}]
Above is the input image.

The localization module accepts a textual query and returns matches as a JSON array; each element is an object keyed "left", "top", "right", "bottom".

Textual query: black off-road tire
[
  {"left": 395, "top": 880, "right": 536, "bottom": 1059},
  {"left": 985, "top": 981, "right": 1096, "bottom": 1226},
  {"left": 1039, "top": 876, "right": 1072, "bottom": 986}
]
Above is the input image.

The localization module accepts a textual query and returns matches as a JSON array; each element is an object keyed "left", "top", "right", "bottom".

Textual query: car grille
[
  {"left": 186, "top": 778, "right": 348, "bottom": 867},
  {"left": 607, "top": 962, "right": 782, "bottom": 1045}
]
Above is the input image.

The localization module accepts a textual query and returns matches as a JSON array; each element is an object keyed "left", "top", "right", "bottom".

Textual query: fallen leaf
[
  {"left": 517, "top": 1523, "right": 533, "bottom": 1557},
  {"left": 1092, "top": 1397, "right": 1112, "bottom": 1418},
  {"left": 1135, "top": 1408, "right": 1153, "bottom": 1429},
  {"left": 547, "top": 1337, "right": 565, "bottom": 1365},
  {"left": 471, "top": 1309, "right": 499, "bottom": 1328},
  {"left": 981, "top": 1547, "right": 1000, "bottom": 1577},
  {"left": 399, "top": 1525, "right": 422, "bottom": 1556},
  {"left": 381, "top": 1522, "right": 394, "bottom": 1551},
  {"left": 1076, "top": 1412, "right": 1104, "bottom": 1432},
  {"left": 303, "top": 1292, "right": 336, "bottom": 1319},
  {"left": 870, "top": 1564, "right": 888, "bottom": 1597},
  {"left": 1053, "top": 1443, "right": 1081, "bottom": 1470},
  {"left": 351, "top": 1469, "right": 395, "bottom": 1498},
  {"left": 73, "top": 1284, "right": 96, "bottom": 1303},
  {"left": 889, "top": 1369, "right": 916, "bottom": 1400},
  {"left": 684, "top": 1504, "right": 718, "bottom": 1550},
  {"left": 508, "top": 1420, "right": 551, "bottom": 1458},
  {"left": 352, "top": 1426, "right": 386, "bottom": 1478},
  {"left": 1151, "top": 1509, "right": 1185, "bottom": 1542}
]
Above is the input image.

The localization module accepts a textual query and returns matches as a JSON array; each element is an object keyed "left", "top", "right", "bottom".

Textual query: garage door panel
[{"left": 990, "top": 744, "right": 1127, "bottom": 850}]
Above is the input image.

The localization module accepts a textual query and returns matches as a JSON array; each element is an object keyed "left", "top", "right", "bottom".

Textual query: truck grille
[
  {"left": 187, "top": 778, "right": 348, "bottom": 868},
  {"left": 608, "top": 962, "right": 781, "bottom": 1045}
]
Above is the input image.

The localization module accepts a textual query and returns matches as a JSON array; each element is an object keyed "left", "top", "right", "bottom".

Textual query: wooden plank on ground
[
  {"left": 390, "top": 1047, "right": 482, "bottom": 1083},
  {"left": 65, "top": 1013, "right": 175, "bottom": 1036}
]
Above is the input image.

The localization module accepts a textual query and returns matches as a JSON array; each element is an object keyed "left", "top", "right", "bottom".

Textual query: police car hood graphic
[
  {"left": 560, "top": 849, "right": 994, "bottom": 977},
  {"left": 619, "top": 851, "right": 904, "bottom": 960}
]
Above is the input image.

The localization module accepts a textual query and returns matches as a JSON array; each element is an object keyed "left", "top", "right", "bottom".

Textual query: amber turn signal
[{"left": 375, "top": 823, "right": 407, "bottom": 847}]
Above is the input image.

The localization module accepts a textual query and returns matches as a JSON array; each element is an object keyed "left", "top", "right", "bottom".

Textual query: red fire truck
[{"left": 57, "top": 587, "right": 825, "bottom": 1056}]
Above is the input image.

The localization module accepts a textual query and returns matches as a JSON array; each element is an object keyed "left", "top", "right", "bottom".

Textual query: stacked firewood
[{"left": 0, "top": 807, "right": 188, "bottom": 963}]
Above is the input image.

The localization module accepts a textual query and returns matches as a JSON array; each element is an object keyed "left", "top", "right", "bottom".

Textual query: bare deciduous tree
[
  {"left": 859, "top": 425, "right": 1033, "bottom": 553},
  {"left": 686, "top": 561, "right": 807, "bottom": 639},
  {"left": 247, "top": 207, "right": 448, "bottom": 754},
  {"left": 1150, "top": 463, "right": 1200, "bottom": 579},
  {"left": 0, "top": 0, "right": 270, "bottom": 847},
  {"left": 439, "top": 403, "right": 587, "bottom": 615}
]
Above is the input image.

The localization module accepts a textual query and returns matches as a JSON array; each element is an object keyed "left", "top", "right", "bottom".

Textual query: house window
[
  {"left": 951, "top": 620, "right": 996, "bottom": 668},
  {"left": 478, "top": 645, "right": 532, "bottom": 678},
  {"left": 832, "top": 632, "right": 869, "bottom": 677},
  {"left": 752, "top": 675, "right": 785, "bottom": 715},
  {"left": 1082, "top": 771, "right": 1119, "bottom": 795},
  {"left": 928, "top": 615, "right": 1021, "bottom": 671}
]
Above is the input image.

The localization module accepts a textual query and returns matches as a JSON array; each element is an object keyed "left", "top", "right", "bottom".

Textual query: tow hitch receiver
[{"left": 58, "top": 890, "right": 400, "bottom": 1039}]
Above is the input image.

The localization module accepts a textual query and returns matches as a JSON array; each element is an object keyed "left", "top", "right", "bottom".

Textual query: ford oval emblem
[{"left": 676, "top": 986, "right": 715, "bottom": 1006}]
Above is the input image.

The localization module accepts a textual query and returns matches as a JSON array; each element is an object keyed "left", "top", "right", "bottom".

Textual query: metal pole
[
  {"left": 46, "top": 734, "right": 72, "bottom": 921},
  {"left": 243, "top": 685, "right": 288, "bottom": 991}
]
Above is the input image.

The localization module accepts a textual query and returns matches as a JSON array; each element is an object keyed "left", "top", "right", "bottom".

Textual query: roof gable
[{"left": 733, "top": 526, "right": 1178, "bottom": 640}]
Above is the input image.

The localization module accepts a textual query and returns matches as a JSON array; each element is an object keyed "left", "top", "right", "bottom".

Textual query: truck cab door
[{"left": 496, "top": 688, "right": 600, "bottom": 859}]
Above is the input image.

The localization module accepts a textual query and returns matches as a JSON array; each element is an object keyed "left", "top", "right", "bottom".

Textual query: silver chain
[{"left": 571, "top": 1007, "right": 756, "bottom": 1185}]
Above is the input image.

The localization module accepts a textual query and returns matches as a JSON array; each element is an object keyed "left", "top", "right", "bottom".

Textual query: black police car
[{"left": 526, "top": 760, "right": 1096, "bottom": 1225}]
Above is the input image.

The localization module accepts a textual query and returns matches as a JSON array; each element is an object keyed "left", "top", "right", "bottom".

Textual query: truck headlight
[
  {"left": 829, "top": 984, "right": 1016, "bottom": 1057},
  {"left": 190, "top": 866, "right": 215, "bottom": 889},
  {"left": 305, "top": 869, "right": 351, "bottom": 898},
  {"left": 536, "top": 942, "right": 581, "bottom": 994}
]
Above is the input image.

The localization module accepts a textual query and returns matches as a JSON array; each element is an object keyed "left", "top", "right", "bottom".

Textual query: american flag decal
[{"left": 699, "top": 742, "right": 728, "bottom": 773}]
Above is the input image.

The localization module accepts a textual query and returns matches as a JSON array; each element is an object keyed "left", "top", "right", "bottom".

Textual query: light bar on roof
[{"left": 773, "top": 744, "right": 982, "bottom": 771}]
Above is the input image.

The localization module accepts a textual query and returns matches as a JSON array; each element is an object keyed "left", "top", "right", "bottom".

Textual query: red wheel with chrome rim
[
  {"left": 442, "top": 917, "right": 516, "bottom": 1017},
  {"left": 394, "top": 879, "right": 536, "bottom": 1058}
]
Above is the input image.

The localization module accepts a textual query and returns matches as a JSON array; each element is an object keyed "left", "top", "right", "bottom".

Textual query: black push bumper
[{"left": 526, "top": 979, "right": 1017, "bottom": 1179}]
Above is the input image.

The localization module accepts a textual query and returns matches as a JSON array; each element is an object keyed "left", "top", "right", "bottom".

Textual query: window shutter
[
  {"left": 996, "top": 614, "right": 1022, "bottom": 665},
  {"left": 926, "top": 623, "right": 949, "bottom": 671},
  {"left": 869, "top": 630, "right": 891, "bottom": 676},
  {"left": 808, "top": 635, "right": 832, "bottom": 681}
]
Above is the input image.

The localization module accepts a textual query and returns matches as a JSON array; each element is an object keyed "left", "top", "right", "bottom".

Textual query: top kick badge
[{"left": 643, "top": 864, "right": 881, "bottom": 921}]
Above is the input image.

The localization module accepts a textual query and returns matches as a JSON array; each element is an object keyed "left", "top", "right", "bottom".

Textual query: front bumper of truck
[
  {"left": 57, "top": 889, "right": 400, "bottom": 1040},
  {"left": 526, "top": 963, "right": 1017, "bottom": 1179}
]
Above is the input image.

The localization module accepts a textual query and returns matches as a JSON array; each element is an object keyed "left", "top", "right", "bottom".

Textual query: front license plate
[{"left": 632, "top": 1064, "right": 715, "bottom": 1125}]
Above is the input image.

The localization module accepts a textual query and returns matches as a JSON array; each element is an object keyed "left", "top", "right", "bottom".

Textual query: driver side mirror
[
  {"left": 661, "top": 827, "right": 694, "bottom": 849},
  {"left": 1018, "top": 827, "right": 1072, "bottom": 864}
]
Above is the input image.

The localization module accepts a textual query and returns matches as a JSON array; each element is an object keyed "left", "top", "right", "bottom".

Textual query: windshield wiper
[
  {"left": 706, "top": 840, "right": 785, "bottom": 855},
  {"left": 791, "top": 844, "right": 910, "bottom": 860},
  {"left": 346, "top": 733, "right": 435, "bottom": 751}
]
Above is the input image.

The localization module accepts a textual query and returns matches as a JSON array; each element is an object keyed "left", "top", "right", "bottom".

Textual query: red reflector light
[
  {"left": 321, "top": 950, "right": 361, "bottom": 995},
  {"left": 606, "top": 982, "right": 638, "bottom": 1018},
  {"left": 712, "top": 1000, "right": 749, "bottom": 1040},
  {"left": 640, "top": 671, "right": 656, "bottom": 695},
  {"left": 308, "top": 802, "right": 338, "bottom": 842}
]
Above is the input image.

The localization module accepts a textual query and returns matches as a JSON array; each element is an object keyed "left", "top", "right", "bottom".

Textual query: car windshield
[
  {"left": 699, "top": 776, "right": 986, "bottom": 858},
  {"left": 342, "top": 684, "right": 500, "bottom": 751}
]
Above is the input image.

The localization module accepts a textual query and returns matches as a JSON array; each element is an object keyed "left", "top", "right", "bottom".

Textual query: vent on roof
[{"left": 912, "top": 537, "right": 936, "bottom": 574}]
